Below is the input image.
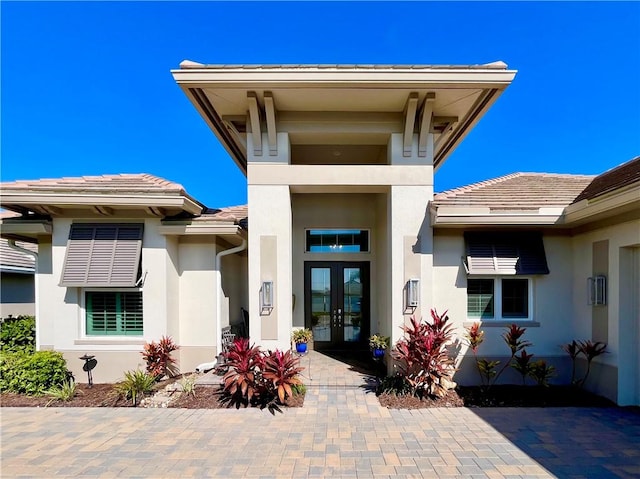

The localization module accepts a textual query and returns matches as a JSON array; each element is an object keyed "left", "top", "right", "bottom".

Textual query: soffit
[{"left": 173, "top": 63, "right": 516, "bottom": 172}]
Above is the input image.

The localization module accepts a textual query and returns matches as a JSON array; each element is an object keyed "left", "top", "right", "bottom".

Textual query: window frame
[
  {"left": 304, "top": 229, "right": 370, "bottom": 254},
  {"left": 82, "top": 288, "right": 144, "bottom": 337},
  {"left": 467, "top": 277, "right": 534, "bottom": 321}
]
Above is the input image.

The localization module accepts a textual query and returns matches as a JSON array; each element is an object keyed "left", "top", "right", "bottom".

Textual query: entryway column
[
  {"left": 387, "top": 133, "right": 434, "bottom": 355},
  {"left": 247, "top": 132, "right": 293, "bottom": 351}
]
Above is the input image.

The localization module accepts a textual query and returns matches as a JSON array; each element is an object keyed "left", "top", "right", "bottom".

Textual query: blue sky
[{"left": 2, "top": 1, "right": 639, "bottom": 208}]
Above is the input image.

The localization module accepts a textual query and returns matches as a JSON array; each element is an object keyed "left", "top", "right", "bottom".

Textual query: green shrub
[
  {"left": 115, "top": 369, "right": 156, "bottom": 406},
  {"left": 1, "top": 316, "right": 36, "bottom": 353},
  {"left": 0, "top": 350, "right": 70, "bottom": 395}
]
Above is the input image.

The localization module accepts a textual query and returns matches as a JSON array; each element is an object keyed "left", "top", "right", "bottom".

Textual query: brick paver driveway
[{"left": 2, "top": 351, "right": 639, "bottom": 478}]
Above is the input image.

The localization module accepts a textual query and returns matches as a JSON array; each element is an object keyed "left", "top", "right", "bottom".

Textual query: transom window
[
  {"left": 305, "top": 230, "right": 369, "bottom": 253},
  {"left": 86, "top": 291, "right": 143, "bottom": 335},
  {"left": 467, "top": 278, "right": 530, "bottom": 320}
]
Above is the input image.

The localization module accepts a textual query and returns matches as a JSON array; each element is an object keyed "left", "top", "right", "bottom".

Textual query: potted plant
[
  {"left": 369, "top": 334, "right": 390, "bottom": 359},
  {"left": 292, "top": 328, "right": 313, "bottom": 354}
]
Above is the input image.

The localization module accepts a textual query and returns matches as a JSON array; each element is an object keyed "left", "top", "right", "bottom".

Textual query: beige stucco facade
[
  {"left": 2, "top": 63, "right": 638, "bottom": 406},
  {"left": 28, "top": 216, "right": 247, "bottom": 383}
]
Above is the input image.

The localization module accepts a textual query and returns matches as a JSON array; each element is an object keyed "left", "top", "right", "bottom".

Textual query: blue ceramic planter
[
  {"left": 296, "top": 342, "right": 308, "bottom": 354},
  {"left": 372, "top": 347, "right": 385, "bottom": 359}
]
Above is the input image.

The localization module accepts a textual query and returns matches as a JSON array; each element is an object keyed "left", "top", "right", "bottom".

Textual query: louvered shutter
[
  {"left": 464, "top": 232, "right": 548, "bottom": 276},
  {"left": 60, "top": 224, "right": 143, "bottom": 287}
]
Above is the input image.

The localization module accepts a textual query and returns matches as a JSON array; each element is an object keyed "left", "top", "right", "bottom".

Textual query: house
[
  {"left": 1, "top": 62, "right": 638, "bottom": 405},
  {"left": 1, "top": 212, "right": 37, "bottom": 318}
]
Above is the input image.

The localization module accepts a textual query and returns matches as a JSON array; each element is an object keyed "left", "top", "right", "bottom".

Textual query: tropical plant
[
  {"left": 1, "top": 316, "right": 36, "bottom": 353},
  {"left": 492, "top": 324, "right": 532, "bottom": 388},
  {"left": 562, "top": 339, "right": 607, "bottom": 388},
  {"left": 391, "top": 309, "right": 456, "bottom": 399},
  {"left": 512, "top": 350, "right": 534, "bottom": 385},
  {"left": 477, "top": 358, "right": 500, "bottom": 386},
  {"left": 464, "top": 322, "right": 486, "bottom": 384},
  {"left": 141, "top": 336, "right": 179, "bottom": 379},
  {"left": 369, "top": 334, "right": 390, "bottom": 350},
  {"left": 222, "top": 337, "right": 265, "bottom": 403},
  {"left": 0, "top": 350, "right": 70, "bottom": 395},
  {"left": 262, "top": 349, "right": 304, "bottom": 403},
  {"left": 291, "top": 383, "right": 307, "bottom": 396},
  {"left": 528, "top": 360, "right": 556, "bottom": 387},
  {"left": 562, "top": 340, "right": 581, "bottom": 385},
  {"left": 45, "top": 379, "right": 79, "bottom": 405},
  {"left": 115, "top": 369, "right": 156, "bottom": 406},
  {"left": 179, "top": 374, "right": 198, "bottom": 398},
  {"left": 377, "top": 374, "right": 413, "bottom": 397},
  {"left": 291, "top": 328, "right": 313, "bottom": 344}
]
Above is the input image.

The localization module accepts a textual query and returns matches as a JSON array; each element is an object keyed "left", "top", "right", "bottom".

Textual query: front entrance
[{"left": 304, "top": 262, "right": 370, "bottom": 351}]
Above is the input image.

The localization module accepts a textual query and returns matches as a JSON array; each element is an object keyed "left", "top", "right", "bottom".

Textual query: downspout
[
  {"left": 215, "top": 238, "right": 247, "bottom": 357},
  {"left": 7, "top": 240, "right": 39, "bottom": 349}
]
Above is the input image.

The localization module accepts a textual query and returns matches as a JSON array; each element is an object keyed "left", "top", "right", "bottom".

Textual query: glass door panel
[
  {"left": 310, "top": 267, "right": 332, "bottom": 342},
  {"left": 343, "top": 267, "right": 363, "bottom": 342}
]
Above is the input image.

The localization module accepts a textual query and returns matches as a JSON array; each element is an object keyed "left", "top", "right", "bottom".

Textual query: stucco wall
[
  {"left": 571, "top": 219, "right": 640, "bottom": 404},
  {"left": 433, "top": 231, "right": 577, "bottom": 385},
  {"left": 291, "top": 193, "right": 386, "bottom": 337},
  {"left": 37, "top": 218, "right": 184, "bottom": 382}
]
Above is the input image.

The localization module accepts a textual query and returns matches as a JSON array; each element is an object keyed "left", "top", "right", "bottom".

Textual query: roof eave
[
  {"left": 0, "top": 193, "right": 204, "bottom": 216},
  {"left": 0, "top": 219, "right": 52, "bottom": 241},
  {"left": 564, "top": 183, "right": 640, "bottom": 225},
  {"left": 430, "top": 203, "right": 565, "bottom": 227},
  {"left": 157, "top": 222, "right": 247, "bottom": 238}
]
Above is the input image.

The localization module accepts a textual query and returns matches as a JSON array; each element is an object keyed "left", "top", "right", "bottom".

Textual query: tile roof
[
  {"left": 179, "top": 61, "right": 510, "bottom": 71},
  {"left": 0, "top": 174, "right": 189, "bottom": 196},
  {"left": 572, "top": 156, "right": 640, "bottom": 204},
  {"left": 433, "top": 173, "right": 595, "bottom": 211},
  {"left": 0, "top": 239, "right": 37, "bottom": 272},
  {"left": 198, "top": 205, "right": 248, "bottom": 228}
]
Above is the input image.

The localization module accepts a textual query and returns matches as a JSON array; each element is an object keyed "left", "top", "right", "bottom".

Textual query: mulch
[
  {"left": 0, "top": 378, "right": 305, "bottom": 409},
  {"left": 378, "top": 384, "right": 618, "bottom": 409},
  {"left": 2, "top": 381, "right": 616, "bottom": 409}
]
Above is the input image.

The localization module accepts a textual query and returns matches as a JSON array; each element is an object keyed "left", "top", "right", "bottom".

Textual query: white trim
[
  {"left": 467, "top": 276, "right": 535, "bottom": 322},
  {"left": 80, "top": 287, "right": 144, "bottom": 341}
]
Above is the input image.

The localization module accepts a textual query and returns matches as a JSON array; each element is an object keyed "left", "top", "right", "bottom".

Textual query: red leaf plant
[
  {"left": 391, "top": 309, "right": 456, "bottom": 399},
  {"left": 262, "top": 349, "right": 305, "bottom": 404},
  {"left": 141, "top": 336, "right": 179, "bottom": 380},
  {"left": 222, "top": 338, "right": 265, "bottom": 403}
]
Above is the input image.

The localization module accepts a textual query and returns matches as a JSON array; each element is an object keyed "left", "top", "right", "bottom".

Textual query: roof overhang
[
  {"left": 563, "top": 183, "right": 640, "bottom": 226},
  {"left": 0, "top": 193, "right": 203, "bottom": 218},
  {"left": 158, "top": 220, "right": 247, "bottom": 245},
  {"left": 172, "top": 62, "right": 517, "bottom": 173},
  {"left": 0, "top": 217, "right": 52, "bottom": 242},
  {"left": 430, "top": 205, "right": 566, "bottom": 228}
]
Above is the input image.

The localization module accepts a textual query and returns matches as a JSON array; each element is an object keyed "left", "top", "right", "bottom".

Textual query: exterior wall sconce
[
  {"left": 406, "top": 278, "right": 420, "bottom": 309},
  {"left": 588, "top": 275, "right": 606, "bottom": 305},
  {"left": 260, "top": 280, "right": 274, "bottom": 314}
]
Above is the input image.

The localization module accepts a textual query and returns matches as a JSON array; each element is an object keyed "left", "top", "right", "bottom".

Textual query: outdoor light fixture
[
  {"left": 406, "top": 278, "right": 420, "bottom": 308},
  {"left": 261, "top": 280, "right": 274, "bottom": 314},
  {"left": 588, "top": 275, "right": 607, "bottom": 306},
  {"left": 79, "top": 354, "right": 97, "bottom": 388}
]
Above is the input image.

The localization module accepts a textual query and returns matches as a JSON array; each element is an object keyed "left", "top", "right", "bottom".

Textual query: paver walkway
[{"left": 2, "top": 351, "right": 640, "bottom": 478}]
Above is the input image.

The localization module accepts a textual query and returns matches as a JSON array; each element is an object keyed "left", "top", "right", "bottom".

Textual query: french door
[{"left": 304, "top": 262, "right": 370, "bottom": 350}]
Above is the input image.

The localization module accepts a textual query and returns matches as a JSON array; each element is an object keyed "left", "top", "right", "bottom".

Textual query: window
[
  {"left": 502, "top": 278, "right": 528, "bottom": 318},
  {"left": 305, "top": 229, "right": 369, "bottom": 253},
  {"left": 467, "top": 278, "right": 530, "bottom": 320},
  {"left": 86, "top": 291, "right": 143, "bottom": 335},
  {"left": 467, "top": 279, "right": 494, "bottom": 319}
]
